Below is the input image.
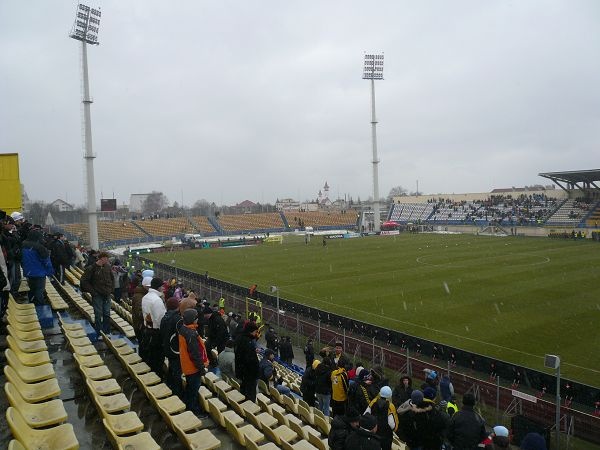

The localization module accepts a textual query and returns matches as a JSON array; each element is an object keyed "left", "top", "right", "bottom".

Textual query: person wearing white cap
[
  {"left": 141, "top": 277, "right": 166, "bottom": 374},
  {"left": 364, "top": 386, "right": 398, "bottom": 450},
  {"left": 482, "top": 425, "right": 510, "bottom": 449}
]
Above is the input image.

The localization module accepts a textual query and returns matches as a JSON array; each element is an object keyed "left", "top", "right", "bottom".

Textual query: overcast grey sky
[{"left": 1, "top": 1, "right": 599, "bottom": 207}]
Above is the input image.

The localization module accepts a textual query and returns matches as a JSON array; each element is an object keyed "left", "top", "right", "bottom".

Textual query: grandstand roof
[{"left": 539, "top": 169, "right": 600, "bottom": 189}]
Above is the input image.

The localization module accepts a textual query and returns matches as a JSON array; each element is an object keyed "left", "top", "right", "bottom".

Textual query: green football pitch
[{"left": 148, "top": 233, "right": 600, "bottom": 386}]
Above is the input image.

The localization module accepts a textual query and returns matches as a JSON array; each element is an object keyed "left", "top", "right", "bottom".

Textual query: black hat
[
  {"left": 202, "top": 306, "right": 213, "bottom": 315},
  {"left": 344, "top": 407, "right": 360, "bottom": 422},
  {"left": 245, "top": 322, "right": 259, "bottom": 333},
  {"left": 359, "top": 413, "right": 377, "bottom": 431},
  {"left": 150, "top": 277, "right": 163, "bottom": 290},
  {"left": 463, "top": 392, "right": 476, "bottom": 407},
  {"left": 264, "top": 349, "right": 275, "bottom": 359},
  {"left": 183, "top": 309, "right": 198, "bottom": 325}
]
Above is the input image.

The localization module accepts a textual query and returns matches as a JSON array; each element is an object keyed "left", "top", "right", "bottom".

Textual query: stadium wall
[{"left": 142, "top": 257, "right": 600, "bottom": 444}]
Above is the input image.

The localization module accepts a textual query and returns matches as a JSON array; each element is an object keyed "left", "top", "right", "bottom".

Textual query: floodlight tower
[
  {"left": 70, "top": 4, "right": 101, "bottom": 250},
  {"left": 363, "top": 53, "right": 384, "bottom": 232}
]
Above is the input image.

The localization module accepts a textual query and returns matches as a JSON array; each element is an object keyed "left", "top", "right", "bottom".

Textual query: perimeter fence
[{"left": 144, "top": 257, "right": 600, "bottom": 444}]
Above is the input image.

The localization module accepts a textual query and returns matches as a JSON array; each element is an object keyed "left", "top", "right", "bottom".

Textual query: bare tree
[
  {"left": 142, "top": 191, "right": 168, "bottom": 215},
  {"left": 387, "top": 186, "right": 407, "bottom": 202}
]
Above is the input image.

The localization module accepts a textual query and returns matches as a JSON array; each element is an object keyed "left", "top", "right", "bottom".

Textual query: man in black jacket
[
  {"left": 50, "top": 234, "right": 70, "bottom": 285},
  {"left": 235, "top": 322, "right": 260, "bottom": 401},
  {"left": 392, "top": 375, "right": 413, "bottom": 408},
  {"left": 448, "top": 392, "right": 487, "bottom": 450},
  {"left": 304, "top": 338, "right": 314, "bottom": 368},
  {"left": 328, "top": 407, "right": 360, "bottom": 450},
  {"left": 345, "top": 413, "right": 381, "bottom": 450},
  {"left": 204, "top": 306, "right": 228, "bottom": 353},
  {"left": 160, "top": 297, "right": 183, "bottom": 398},
  {"left": 80, "top": 252, "right": 113, "bottom": 335}
]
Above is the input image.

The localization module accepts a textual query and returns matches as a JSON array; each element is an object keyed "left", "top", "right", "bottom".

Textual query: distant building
[
  {"left": 276, "top": 198, "right": 300, "bottom": 211},
  {"left": 129, "top": 194, "right": 151, "bottom": 213},
  {"left": 50, "top": 199, "right": 74, "bottom": 212},
  {"left": 236, "top": 200, "right": 256, "bottom": 213}
]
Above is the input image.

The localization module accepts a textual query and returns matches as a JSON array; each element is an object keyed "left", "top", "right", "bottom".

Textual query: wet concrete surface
[{"left": 1, "top": 311, "right": 242, "bottom": 450}]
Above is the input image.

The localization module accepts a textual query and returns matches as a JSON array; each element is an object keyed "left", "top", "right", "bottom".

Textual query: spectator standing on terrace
[
  {"left": 204, "top": 305, "right": 228, "bottom": 353},
  {"left": 265, "top": 326, "right": 279, "bottom": 356},
  {"left": 280, "top": 336, "right": 294, "bottom": 365},
  {"left": 226, "top": 312, "right": 239, "bottom": 339},
  {"left": 1, "top": 221, "right": 21, "bottom": 300},
  {"left": 330, "top": 364, "right": 349, "bottom": 418},
  {"left": 365, "top": 386, "right": 399, "bottom": 450},
  {"left": 440, "top": 374, "right": 455, "bottom": 402},
  {"left": 334, "top": 340, "right": 350, "bottom": 369},
  {"left": 218, "top": 340, "right": 235, "bottom": 380},
  {"left": 315, "top": 349, "right": 334, "bottom": 416},
  {"left": 304, "top": 338, "right": 315, "bottom": 368},
  {"left": 111, "top": 259, "right": 127, "bottom": 302},
  {"left": 0, "top": 220, "right": 11, "bottom": 322},
  {"left": 328, "top": 407, "right": 360, "bottom": 450},
  {"left": 392, "top": 375, "right": 413, "bottom": 407},
  {"left": 160, "top": 297, "right": 183, "bottom": 398},
  {"left": 20, "top": 230, "right": 54, "bottom": 306},
  {"left": 300, "top": 360, "right": 319, "bottom": 407},
  {"left": 80, "top": 252, "right": 113, "bottom": 335},
  {"left": 179, "top": 309, "right": 208, "bottom": 417},
  {"left": 142, "top": 277, "right": 167, "bottom": 375},
  {"left": 447, "top": 392, "right": 487, "bottom": 450},
  {"left": 345, "top": 414, "right": 381, "bottom": 450},
  {"left": 132, "top": 271, "right": 150, "bottom": 347},
  {"left": 50, "top": 233, "right": 70, "bottom": 285},
  {"left": 179, "top": 292, "right": 197, "bottom": 314},
  {"left": 235, "top": 321, "right": 260, "bottom": 401}
]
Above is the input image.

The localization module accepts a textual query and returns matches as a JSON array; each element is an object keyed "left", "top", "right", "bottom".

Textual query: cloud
[{"left": 1, "top": 0, "right": 599, "bottom": 206}]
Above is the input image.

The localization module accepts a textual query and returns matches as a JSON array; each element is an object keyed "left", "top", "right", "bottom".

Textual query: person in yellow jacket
[
  {"left": 364, "top": 386, "right": 399, "bottom": 450},
  {"left": 331, "top": 365, "right": 349, "bottom": 418}
]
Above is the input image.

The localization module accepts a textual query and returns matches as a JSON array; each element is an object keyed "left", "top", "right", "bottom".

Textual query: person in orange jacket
[{"left": 179, "top": 309, "right": 208, "bottom": 417}]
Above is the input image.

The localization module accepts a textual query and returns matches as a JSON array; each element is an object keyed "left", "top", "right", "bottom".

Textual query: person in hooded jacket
[
  {"left": 345, "top": 413, "right": 381, "bottom": 450},
  {"left": 205, "top": 306, "right": 228, "bottom": 353},
  {"left": 447, "top": 392, "right": 487, "bottom": 450},
  {"left": 392, "top": 374, "right": 413, "bottom": 407},
  {"left": 179, "top": 308, "right": 208, "bottom": 417},
  {"left": 397, "top": 388, "right": 448, "bottom": 450},
  {"left": 328, "top": 407, "right": 360, "bottom": 450},
  {"left": 439, "top": 374, "right": 455, "bottom": 402},
  {"left": 21, "top": 230, "right": 54, "bottom": 305},
  {"left": 235, "top": 321, "right": 260, "bottom": 401},
  {"left": 160, "top": 297, "right": 183, "bottom": 398},
  {"left": 347, "top": 369, "right": 378, "bottom": 414},
  {"left": 315, "top": 351, "right": 334, "bottom": 416},
  {"left": 300, "top": 359, "right": 319, "bottom": 407},
  {"left": 364, "top": 386, "right": 399, "bottom": 450}
]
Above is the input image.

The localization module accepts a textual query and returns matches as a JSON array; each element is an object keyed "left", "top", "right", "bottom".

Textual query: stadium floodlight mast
[
  {"left": 363, "top": 53, "right": 384, "bottom": 232},
  {"left": 545, "top": 354, "right": 561, "bottom": 450},
  {"left": 70, "top": 3, "right": 101, "bottom": 250}
]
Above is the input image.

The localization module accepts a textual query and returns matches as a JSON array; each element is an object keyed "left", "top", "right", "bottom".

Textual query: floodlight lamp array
[
  {"left": 70, "top": 3, "right": 101, "bottom": 45},
  {"left": 363, "top": 53, "right": 384, "bottom": 80}
]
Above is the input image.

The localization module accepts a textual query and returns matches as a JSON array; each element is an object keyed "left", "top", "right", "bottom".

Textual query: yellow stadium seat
[
  {"left": 262, "top": 424, "right": 297, "bottom": 446},
  {"left": 7, "top": 325, "right": 44, "bottom": 342},
  {"left": 7, "top": 335, "right": 47, "bottom": 353},
  {"left": 153, "top": 395, "right": 186, "bottom": 415},
  {"left": 5, "top": 349, "right": 55, "bottom": 383},
  {"left": 103, "top": 411, "right": 144, "bottom": 436},
  {"left": 8, "top": 440, "right": 26, "bottom": 450},
  {"left": 73, "top": 353, "right": 104, "bottom": 368},
  {"left": 146, "top": 383, "right": 173, "bottom": 399},
  {"left": 161, "top": 410, "right": 203, "bottom": 433},
  {"left": 5, "top": 383, "right": 68, "bottom": 428},
  {"left": 6, "top": 341, "right": 50, "bottom": 366},
  {"left": 121, "top": 352, "right": 143, "bottom": 365},
  {"left": 247, "top": 438, "right": 280, "bottom": 450},
  {"left": 103, "top": 418, "right": 160, "bottom": 450},
  {"left": 6, "top": 407, "right": 79, "bottom": 450},
  {"left": 87, "top": 378, "right": 122, "bottom": 396},
  {"left": 282, "top": 439, "right": 319, "bottom": 450},
  {"left": 11, "top": 320, "right": 41, "bottom": 332},
  {"left": 72, "top": 345, "right": 98, "bottom": 357},
  {"left": 4, "top": 366, "right": 61, "bottom": 402},
  {"left": 128, "top": 362, "right": 151, "bottom": 375},
  {"left": 135, "top": 371, "right": 162, "bottom": 386},
  {"left": 176, "top": 428, "right": 222, "bottom": 450},
  {"left": 224, "top": 415, "right": 265, "bottom": 447},
  {"left": 79, "top": 364, "right": 112, "bottom": 381}
]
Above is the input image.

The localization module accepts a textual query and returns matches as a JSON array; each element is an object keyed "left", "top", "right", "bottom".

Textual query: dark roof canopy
[{"left": 538, "top": 169, "right": 600, "bottom": 186}]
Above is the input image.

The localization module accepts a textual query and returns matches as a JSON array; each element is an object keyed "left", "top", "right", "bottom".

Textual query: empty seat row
[
  {"left": 4, "top": 299, "right": 79, "bottom": 449},
  {"left": 57, "top": 313, "right": 161, "bottom": 449}
]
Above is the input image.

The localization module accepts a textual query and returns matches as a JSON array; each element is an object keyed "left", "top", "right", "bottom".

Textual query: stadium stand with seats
[
  {"left": 217, "top": 212, "right": 285, "bottom": 233},
  {"left": 283, "top": 210, "right": 357, "bottom": 229},
  {"left": 134, "top": 217, "right": 197, "bottom": 238}
]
